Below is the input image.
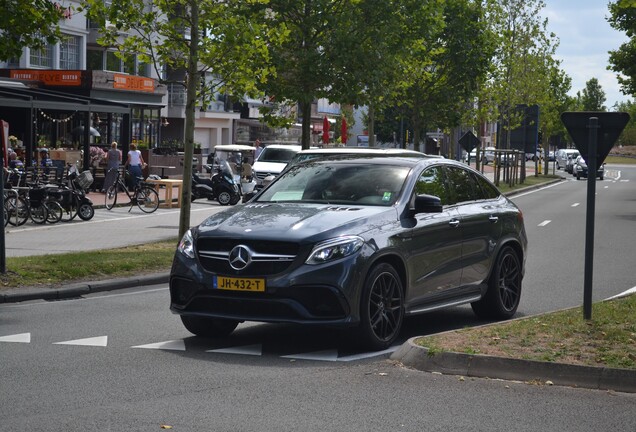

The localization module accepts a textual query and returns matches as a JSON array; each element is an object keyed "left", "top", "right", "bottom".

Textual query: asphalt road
[{"left": 1, "top": 163, "right": 635, "bottom": 430}]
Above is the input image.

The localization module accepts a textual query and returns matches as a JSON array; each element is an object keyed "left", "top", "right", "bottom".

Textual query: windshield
[
  {"left": 257, "top": 161, "right": 410, "bottom": 206},
  {"left": 257, "top": 147, "right": 298, "bottom": 163}
]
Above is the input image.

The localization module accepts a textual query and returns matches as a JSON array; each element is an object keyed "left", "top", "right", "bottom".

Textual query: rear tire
[
  {"left": 29, "top": 205, "right": 48, "bottom": 224},
  {"left": 5, "top": 195, "right": 29, "bottom": 226},
  {"left": 471, "top": 245, "right": 522, "bottom": 320},
  {"left": 180, "top": 315, "right": 239, "bottom": 338},
  {"left": 136, "top": 186, "right": 159, "bottom": 213},
  {"left": 45, "top": 200, "right": 63, "bottom": 224}
]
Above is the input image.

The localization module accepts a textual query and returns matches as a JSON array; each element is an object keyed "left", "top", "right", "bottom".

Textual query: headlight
[
  {"left": 306, "top": 236, "right": 364, "bottom": 265},
  {"left": 178, "top": 229, "right": 195, "bottom": 259}
]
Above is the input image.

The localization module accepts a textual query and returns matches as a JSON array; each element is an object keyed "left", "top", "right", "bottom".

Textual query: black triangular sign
[
  {"left": 561, "top": 112, "right": 630, "bottom": 170},
  {"left": 458, "top": 131, "right": 480, "bottom": 152}
]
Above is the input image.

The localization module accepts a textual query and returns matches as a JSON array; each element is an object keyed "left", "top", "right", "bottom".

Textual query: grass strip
[
  {"left": 0, "top": 239, "right": 178, "bottom": 289},
  {"left": 418, "top": 295, "right": 636, "bottom": 370}
]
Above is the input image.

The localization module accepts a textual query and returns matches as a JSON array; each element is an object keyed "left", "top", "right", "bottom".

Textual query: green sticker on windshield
[{"left": 382, "top": 192, "right": 392, "bottom": 202}]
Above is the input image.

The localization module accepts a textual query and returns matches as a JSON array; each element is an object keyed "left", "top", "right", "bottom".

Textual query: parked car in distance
[
  {"left": 565, "top": 152, "right": 579, "bottom": 174},
  {"left": 464, "top": 147, "right": 496, "bottom": 164},
  {"left": 252, "top": 144, "right": 302, "bottom": 186},
  {"left": 575, "top": 156, "right": 604, "bottom": 180},
  {"left": 555, "top": 148, "right": 580, "bottom": 170},
  {"left": 169, "top": 156, "right": 528, "bottom": 350}
]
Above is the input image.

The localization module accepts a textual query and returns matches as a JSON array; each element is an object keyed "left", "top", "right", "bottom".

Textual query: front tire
[
  {"left": 77, "top": 203, "right": 95, "bottom": 221},
  {"left": 105, "top": 185, "right": 118, "bottom": 210},
  {"left": 471, "top": 245, "right": 522, "bottom": 320},
  {"left": 180, "top": 315, "right": 239, "bottom": 338},
  {"left": 217, "top": 190, "right": 232, "bottom": 205},
  {"left": 356, "top": 263, "right": 404, "bottom": 351}
]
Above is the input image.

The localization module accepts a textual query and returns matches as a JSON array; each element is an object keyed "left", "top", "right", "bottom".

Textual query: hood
[
  {"left": 196, "top": 202, "right": 396, "bottom": 242},
  {"left": 252, "top": 161, "right": 288, "bottom": 175}
]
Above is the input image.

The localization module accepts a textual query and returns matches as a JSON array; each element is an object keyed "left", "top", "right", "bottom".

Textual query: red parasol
[
  {"left": 340, "top": 116, "right": 348, "bottom": 145},
  {"left": 322, "top": 116, "right": 330, "bottom": 144}
]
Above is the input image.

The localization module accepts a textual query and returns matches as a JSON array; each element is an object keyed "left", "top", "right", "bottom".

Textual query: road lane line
[
  {"left": 538, "top": 220, "right": 551, "bottom": 227},
  {"left": 571, "top": 203, "right": 580, "bottom": 207},
  {"left": 606, "top": 286, "right": 636, "bottom": 300}
]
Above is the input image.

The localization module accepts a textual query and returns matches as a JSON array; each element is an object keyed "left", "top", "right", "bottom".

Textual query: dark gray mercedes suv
[{"left": 169, "top": 155, "right": 527, "bottom": 350}]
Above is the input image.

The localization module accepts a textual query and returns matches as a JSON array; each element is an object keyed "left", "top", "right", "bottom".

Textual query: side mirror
[{"left": 412, "top": 194, "right": 443, "bottom": 214}]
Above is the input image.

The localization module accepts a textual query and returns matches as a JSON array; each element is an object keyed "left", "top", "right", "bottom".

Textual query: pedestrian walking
[
  {"left": 254, "top": 139, "right": 263, "bottom": 160},
  {"left": 103, "top": 141, "right": 122, "bottom": 192},
  {"left": 125, "top": 143, "right": 146, "bottom": 189}
]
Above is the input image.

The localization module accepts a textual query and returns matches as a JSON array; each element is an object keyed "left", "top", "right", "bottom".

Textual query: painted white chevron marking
[
  {"left": 337, "top": 346, "right": 398, "bottom": 362},
  {"left": 281, "top": 349, "right": 339, "bottom": 362},
  {"left": 206, "top": 344, "right": 262, "bottom": 356},
  {"left": 0, "top": 333, "right": 31, "bottom": 343},
  {"left": 131, "top": 340, "right": 186, "bottom": 351},
  {"left": 54, "top": 336, "right": 108, "bottom": 347}
]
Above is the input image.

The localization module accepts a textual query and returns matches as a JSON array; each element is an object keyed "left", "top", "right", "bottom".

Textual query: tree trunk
[
  {"left": 300, "top": 101, "right": 312, "bottom": 149},
  {"left": 368, "top": 104, "right": 375, "bottom": 147},
  {"left": 178, "top": 0, "right": 201, "bottom": 240}
]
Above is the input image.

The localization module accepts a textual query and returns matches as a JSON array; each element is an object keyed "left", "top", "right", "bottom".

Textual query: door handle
[
  {"left": 488, "top": 215, "right": 499, "bottom": 223},
  {"left": 449, "top": 219, "right": 460, "bottom": 228}
]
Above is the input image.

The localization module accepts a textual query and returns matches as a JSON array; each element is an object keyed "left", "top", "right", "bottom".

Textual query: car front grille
[{"left": 196, "top": 238, "right": 300, "bottom": 276}]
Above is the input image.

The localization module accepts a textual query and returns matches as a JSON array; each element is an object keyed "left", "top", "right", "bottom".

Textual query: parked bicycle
[
  {"left": 3, "top": 187, "right": 29, "bottom": 227},
  {"left": 104, "top": 168, "right": 159, "bottom": 213}
]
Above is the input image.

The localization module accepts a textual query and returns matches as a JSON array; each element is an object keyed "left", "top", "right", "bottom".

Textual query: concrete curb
[
  {"left": 391, "top": 337, "right": 636, "bottom": 394},
  {"left": 0, "top": 272, "right": 170, "bottom": 303}
]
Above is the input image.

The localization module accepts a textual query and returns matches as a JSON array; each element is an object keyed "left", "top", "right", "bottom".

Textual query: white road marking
[
  {"left": 538, "top": 220, "right": 551, "bottom": 227},
  {"left": 0, "top": 332, "right": 31, "bottom": 343},
  {"left": 510, "top": 180, "right": 566, "bottom": 199},
  {"left": 207, "top": 344, "right": 262, "bottom": 356},
  {"left": 606, "top": 286, "right": 636, "bottom": 300},
  {"left": 131, "top": 339, "right": 186, "bottom": 351},
  {"left": 54, "top": 336, "right": 108, "bottom": 347},
  {"left": 571, "top": 203, "right": 580, "bottom": 207},
  {"left": 337, "top": 346, "right": 398, "bottom": 362},
  {"left": 281, "top": 349, "right": 339, "bottom": 362}
]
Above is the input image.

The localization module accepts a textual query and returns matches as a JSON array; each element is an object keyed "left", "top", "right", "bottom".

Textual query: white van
[{"left": 252, "top": 145, "right": 302, "bottom": 185}]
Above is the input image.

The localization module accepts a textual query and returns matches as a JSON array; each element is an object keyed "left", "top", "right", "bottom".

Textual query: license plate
[{"left": 214, "top": 276, "right": 266, "bottom": 292}]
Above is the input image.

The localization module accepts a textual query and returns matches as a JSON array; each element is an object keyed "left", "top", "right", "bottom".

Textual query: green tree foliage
[
  {"left": 374, "top": 0, "right": 493, "bottom": 152},
  {"left": 0, "top": 0, "right": 65, "bottom": 61},
  {"left": 608, "top": 0, "right": 636, "bottom": 97},
  {"left": 579, "top": 78, "right": 607, "bottom": 111},
  {"left": 81, "top": 0, "right": 283, "bottom": 238}
]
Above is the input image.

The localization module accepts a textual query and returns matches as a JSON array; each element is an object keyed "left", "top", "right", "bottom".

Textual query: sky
[{"left": 543, "top": 0, "right": 630, "bottom": 109}]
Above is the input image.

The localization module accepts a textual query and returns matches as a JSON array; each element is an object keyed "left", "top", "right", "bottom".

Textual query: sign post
[
  {"left": 561, "top": 112, "right": 630, "bottom": 320},
  {"left": 459, "top": 131, "right": 480, "bottom": 168}
]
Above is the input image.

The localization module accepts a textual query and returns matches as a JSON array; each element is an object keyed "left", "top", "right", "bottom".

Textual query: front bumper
[{"left": 169, "top": 251, "right": 365, "bottom": 327}]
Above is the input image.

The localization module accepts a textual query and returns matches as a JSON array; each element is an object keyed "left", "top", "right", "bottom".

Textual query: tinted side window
[
  {"left": 444, "top": 166, "right": 478, "bottom": 205},
  {"left": 473, "top": 172, "right": 500, "bottom": 199},
  {"left": 415, "top": 166, "right": 450, "bottom": 205}
]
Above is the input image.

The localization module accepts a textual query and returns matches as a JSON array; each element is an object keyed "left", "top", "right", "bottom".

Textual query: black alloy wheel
[
  {"left": 180, "top": 315, "right": 239, "bottom": 338},
  {"left": 471, "top": 245, "right": 522, "bottom": 320},
  {"left": 357, "top": 263, "right": 404, "bottom": 351}
]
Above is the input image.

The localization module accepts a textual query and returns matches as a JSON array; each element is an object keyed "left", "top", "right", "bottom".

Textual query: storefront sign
[
  {"left": 10, "top": 70, "right": 81, "bottom": 86},
  {"left": 113, "top": 74, "right": 155, "bottom": 93}
]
